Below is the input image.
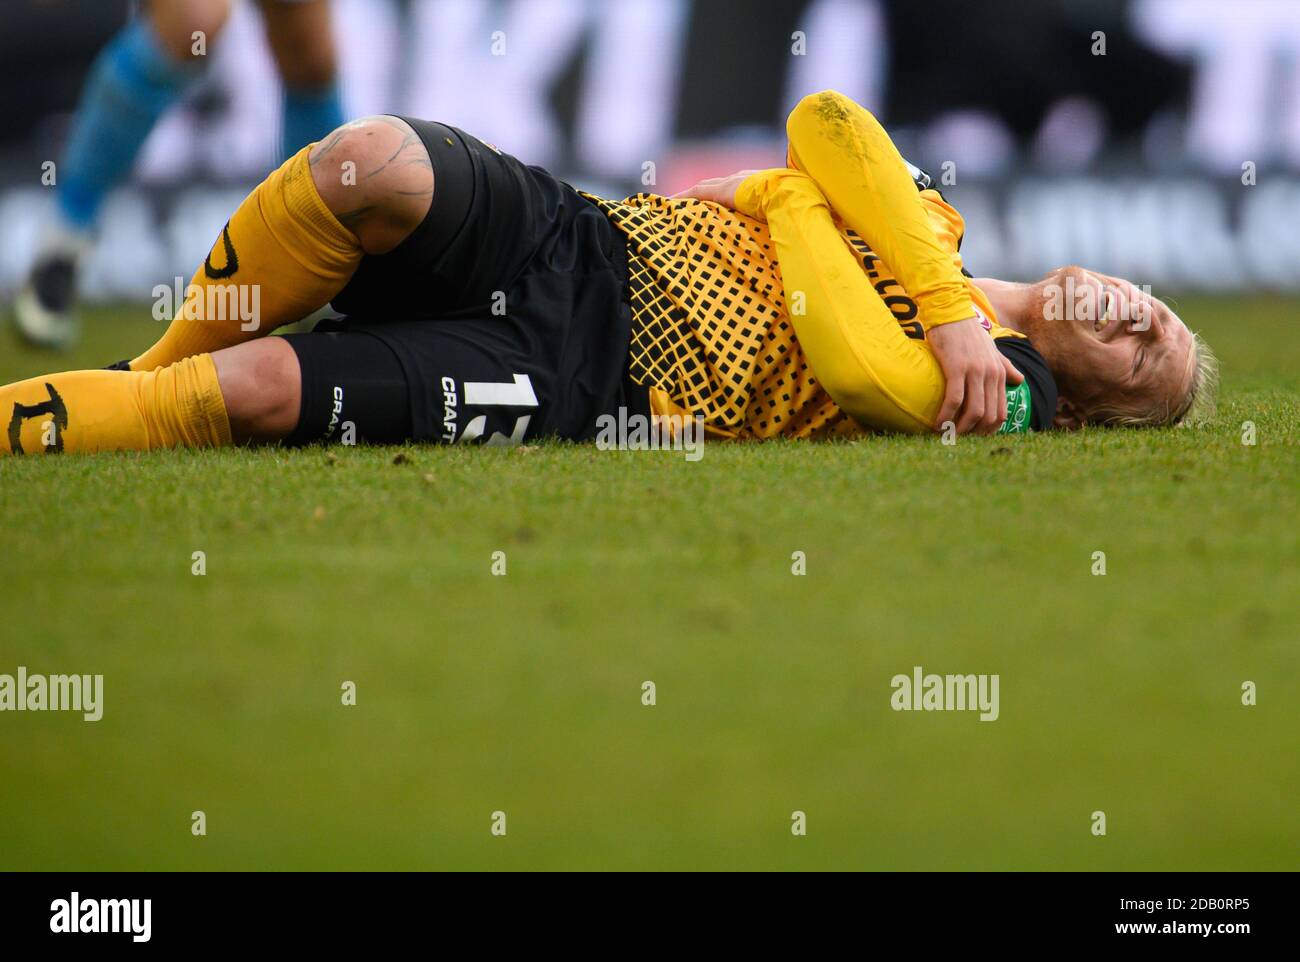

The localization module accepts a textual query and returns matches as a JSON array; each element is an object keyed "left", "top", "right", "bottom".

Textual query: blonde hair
[{"left": 1091, "top": 332, "right": 1218, "bottom": 428}]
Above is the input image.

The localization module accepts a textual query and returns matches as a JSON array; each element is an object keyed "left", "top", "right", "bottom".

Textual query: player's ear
[{"left": 1053, "top": 396, "right": 1085, "bottom": 430}]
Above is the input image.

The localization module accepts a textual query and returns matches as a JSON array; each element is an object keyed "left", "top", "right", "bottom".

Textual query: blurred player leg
[
  {"left": 258, "top": 0, "right": 346, "bottom": 163},
  {"left": 12, "top": 0, "right": 232, "bottom": 350}
]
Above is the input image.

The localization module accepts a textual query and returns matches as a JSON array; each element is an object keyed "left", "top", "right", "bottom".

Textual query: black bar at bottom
[{"left": 0, "top": 871, "right": 1286, "bottom": 948}]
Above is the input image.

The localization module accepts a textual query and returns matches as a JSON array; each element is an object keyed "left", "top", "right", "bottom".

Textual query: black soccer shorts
[{"left": 282, "top": 118, "right": 647, "bottom": 447}]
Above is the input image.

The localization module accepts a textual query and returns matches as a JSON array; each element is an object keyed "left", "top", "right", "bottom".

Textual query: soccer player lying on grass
[{"left": 0, "top": 90, "right": 1216, "bottom": 456}]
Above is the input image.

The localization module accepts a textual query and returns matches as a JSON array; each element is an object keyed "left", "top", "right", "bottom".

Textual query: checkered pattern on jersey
[{"left": 583, "top": 191, "right": 856, "bottom": 439}]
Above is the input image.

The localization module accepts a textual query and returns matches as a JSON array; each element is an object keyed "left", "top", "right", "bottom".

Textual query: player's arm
[
  {"left": 783, "top": 90, "right": 1022, "bottom": 434},
  {"left": 785, "top": 90, "right": 972, "bottom": 332},
  {"left": 729, "top": 168, "right": 947, "bottom": 433}
]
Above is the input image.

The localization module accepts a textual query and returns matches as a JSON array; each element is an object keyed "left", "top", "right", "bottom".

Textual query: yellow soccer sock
[
  {"left": 2, "top": 354, "right": 231, "bottom": 455},
  {"left": 130, "top": 145, "right": 361, "bottom": 371}
]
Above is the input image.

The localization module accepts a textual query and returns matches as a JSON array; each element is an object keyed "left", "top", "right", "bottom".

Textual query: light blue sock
[
  {"left": 57, "top": 18, "right": 202, "bottom": 230},
  {"left": 282, "top": 84, "right": 345, "bottom": 164}
]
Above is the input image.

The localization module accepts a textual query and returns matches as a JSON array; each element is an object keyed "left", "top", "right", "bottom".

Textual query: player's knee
[
  {"left": 147, "top": 0, "right": 232, "bottom": 62},
  {"left": 309, "top": 121, "right": 384, "bottom": 207},
  {"left": 212, "top": 339, "right": 301, "bottom": 444},
  {"left": 309, "top": 117, "right": 433, "bottom": 254}
]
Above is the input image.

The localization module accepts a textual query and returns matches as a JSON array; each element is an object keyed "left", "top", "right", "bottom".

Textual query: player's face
[{"left": 1025, "top": 266, "right": 1195, "bottom": 426}]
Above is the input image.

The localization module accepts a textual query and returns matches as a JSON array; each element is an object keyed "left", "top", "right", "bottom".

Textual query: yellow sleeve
[
  {"left": 735, "top": 168, "right": 943, "bottom": 434},
  {"left": 785, "top": 90, "right": 974, "bottom": 331}
]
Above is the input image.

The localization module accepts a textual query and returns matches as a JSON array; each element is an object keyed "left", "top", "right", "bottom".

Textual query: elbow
[
  {"left": 817, "top": 372, "right": 874, "bottom": 421},
  {"left": 821, "top": 370, "right": 935, "bottom": 435},
  {"left": 787, "top": 89, "right": 859, "bottom": 144}
]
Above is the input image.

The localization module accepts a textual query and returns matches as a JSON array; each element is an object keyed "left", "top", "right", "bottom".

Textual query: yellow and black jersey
[
  {"left": 586, "top": 89, "right": 1030, "bottom": 439},
  {"left": 583, "top": 189, "right": 848, "bottom": 439},
  {"left": 584, "top": 185, "right": 1015, "bottom": 439}
]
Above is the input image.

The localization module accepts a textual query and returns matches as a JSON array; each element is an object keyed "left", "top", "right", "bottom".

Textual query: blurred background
[{"left": 1, "top": 0, "right": 1299, "bottom": 303}]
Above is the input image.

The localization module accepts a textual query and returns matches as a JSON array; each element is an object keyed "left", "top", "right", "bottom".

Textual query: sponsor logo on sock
[
  {"left": 203, "top": 222, "right": 239, "bottom": 280},
  {"left": 7, "top": 383, "right": 67, "bottom": 455}
]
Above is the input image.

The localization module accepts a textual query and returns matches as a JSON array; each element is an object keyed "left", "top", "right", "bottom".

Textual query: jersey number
[{"left": 458, "top": 373, "right": 538, "bottom": 446}]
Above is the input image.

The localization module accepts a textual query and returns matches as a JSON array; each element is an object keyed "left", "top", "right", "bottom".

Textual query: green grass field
[{"left": 0, "top": 299, "right": 1296, "bottom": 871}]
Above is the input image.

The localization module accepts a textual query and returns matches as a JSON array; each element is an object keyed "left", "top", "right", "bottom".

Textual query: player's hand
[
  {"left": 671, "top": 170, "right": 763, "bottom": 209},
  {"left": 928, "top": 317, "right": 1025, "bottom": 435}
]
